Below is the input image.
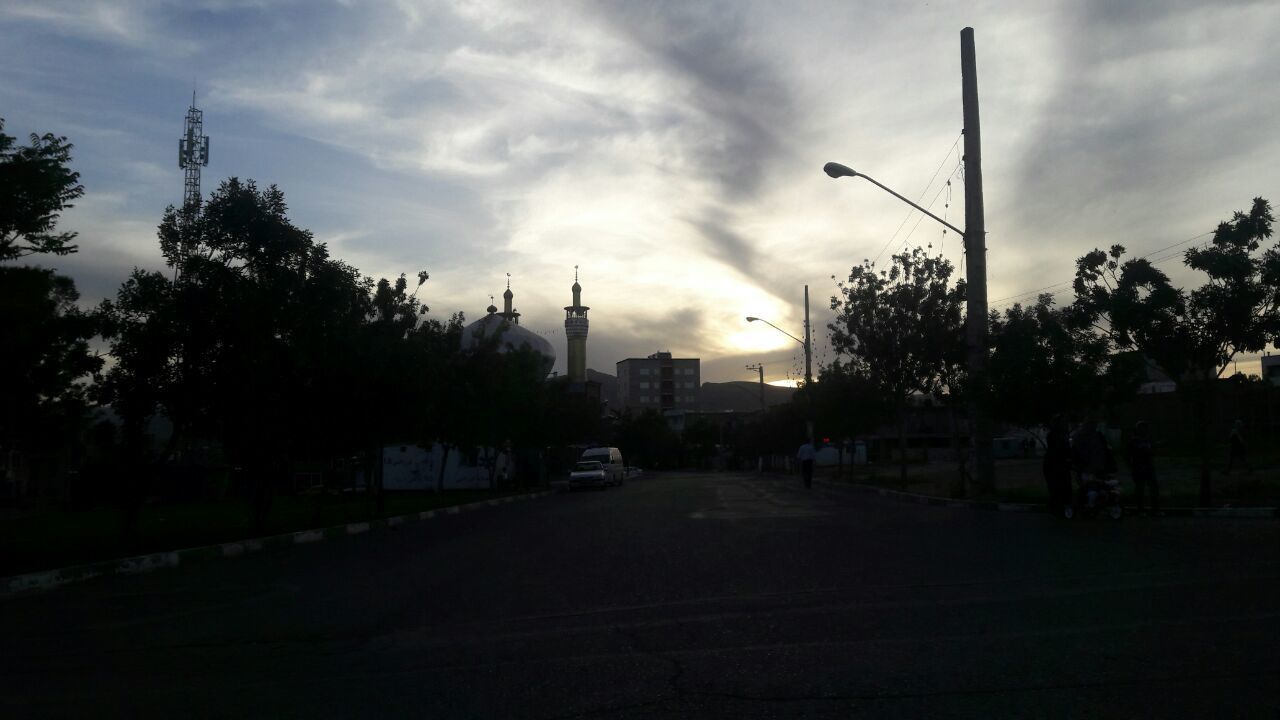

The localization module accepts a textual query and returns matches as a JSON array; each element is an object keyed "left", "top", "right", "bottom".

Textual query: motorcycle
[{"left": 1063, "top": 476, "right": 1123, "bottom": 520}]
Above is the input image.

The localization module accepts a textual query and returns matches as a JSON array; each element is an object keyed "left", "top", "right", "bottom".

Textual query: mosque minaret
[
  {"left": 564, "top": 266, "right": 589, "bottom": 384},
  {"left": 499, "top": 273, "right": 521, "bottom": 324}
]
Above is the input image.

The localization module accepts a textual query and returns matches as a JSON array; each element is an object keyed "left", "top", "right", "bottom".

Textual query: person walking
[
  {"left": 1043, "top": 416, "right": 1072, "bottom": 515},
  {"left": 1226, "top": 420, "right": 1248, "bottom": 475},
  {"left": 1127, "top": 421, "right": 1161, "bottom": 516},
  {"left": 797, "top": 439, "right": 816, "bottom": 489}
]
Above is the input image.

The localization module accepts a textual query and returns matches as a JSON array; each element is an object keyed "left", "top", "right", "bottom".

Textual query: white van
[{"left": 580, "top": 447, "right": 625, "bottom": 486}]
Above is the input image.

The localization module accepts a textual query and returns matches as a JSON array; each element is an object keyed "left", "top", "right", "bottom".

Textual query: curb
[
  {"left": 796, "top": 476, "right": 1279, "bottom": 519},
  {"left": 2, "top": 490, "right": 554, "bottom": 598}
]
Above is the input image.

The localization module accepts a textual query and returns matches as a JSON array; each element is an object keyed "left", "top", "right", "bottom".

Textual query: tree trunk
[
  {"left": 437, "top": 443, "right": 450, "bottom": 492},
  {"left": 1198, "top": 373, "right": 1216, "bottom": 506},
  {"left": 251, "top": 463, "right": 271, "bottom": 533},
  {"left": 948, "top": 402, "right": 965, "bottom": 497},
  {"left": 375, "top": 443, "right": 385, "bottom": 516},
  {"left": 897, "top": 397, "right": 908, "bottom": 485},
  {"left": 119, "top": 418, "right": 146, "bottom": 546}
]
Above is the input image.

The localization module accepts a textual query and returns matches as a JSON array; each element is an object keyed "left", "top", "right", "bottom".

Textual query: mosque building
[
  {"left": 383, "top": 271, "right": 602, "bottom": 491},
  {"left": 459, "top": 275, "right": 556, "bottom": 378}
]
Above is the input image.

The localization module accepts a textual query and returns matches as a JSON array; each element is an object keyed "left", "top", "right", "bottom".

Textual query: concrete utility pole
[
  {"left": 746, "top": 362, "right": 766, "bottom": 473},
  {"left": 746, "top": 363, "right": 765, "bottom": 412},
  {"left": 803, "top": 285, "right": 813, "bottom": 390},
  {"left": 961, "top": 27, "right": 994, "bottom": 490},
  {"left": 804, "top": 284, "right": 814, "bottom": 443}
]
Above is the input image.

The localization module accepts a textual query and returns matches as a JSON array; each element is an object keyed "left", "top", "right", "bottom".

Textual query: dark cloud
[
  {"left": 687, "top": 211, "right": 759, "bottom": 279},
  {"left": 1009, "top": 1, "right": 1280, "bottom": 236},
  {"left": 588, "top": 0, "right": 792, "bottom": 202}
]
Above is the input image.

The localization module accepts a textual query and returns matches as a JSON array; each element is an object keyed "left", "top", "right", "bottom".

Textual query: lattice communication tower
[{"left": 178, "top": 92, "right": 209, "bottom": 209}]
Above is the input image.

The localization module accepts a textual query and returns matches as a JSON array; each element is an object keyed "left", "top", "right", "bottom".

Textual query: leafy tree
[
  {"left": 99, "top": 179, "right": 373, "bottom": 529},
  {"left": 829, "top": 246, "right": 965, "bottom": 482},
  {"left": 810, "top": 360, "right": 889, "bottom": 477},
  {"left": 615, "top": 410, "right": 681, "bottom": 469},
  {"left": 1, "top": 268, "right": 102, "bottom": 492},
  {"left": 681, "top": 417, "right": 718, "bottom": 469},
  {"left": 1071, "top": 197, "right": 1279, "bottom": 503},
  {"left": 0, "top": 119, "right": 100, "bottom": 495},
  {"left": 0, "top": 119, "right": 84, "bottom": 261},
  {"left": 987, "top": 294, "right": 1124, "bottom": 432}
]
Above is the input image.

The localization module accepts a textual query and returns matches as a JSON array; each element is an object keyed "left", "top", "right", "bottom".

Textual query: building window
[
  {"left": 640, "top": 368, "right": 650, "bottom": 376},
  {"left": 640, "top": 395, "right": 649, "bottom": 403},
  {"left": 640, "top": 382, "right": 649, "bottom": 389}
]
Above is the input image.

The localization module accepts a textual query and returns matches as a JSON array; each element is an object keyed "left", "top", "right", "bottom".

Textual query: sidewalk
[
  {"left": 766, "top": 469, "right": 1279, "bottom": 519},
  {"left": 804, "top": 456, "right": 1280, "bottom": 508},
  {"left": 2, "top": 490, "right": 553, "bottom": 597}
]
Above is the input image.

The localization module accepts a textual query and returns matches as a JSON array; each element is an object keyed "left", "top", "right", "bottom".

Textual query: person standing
[
  {"left": 1128, "top": 421, "right": 1160, "bottom": 516},
  {"left": 1227, "top": 420, "right": 1248, "bottom": 475},
  {"left": 797, "top": 439, "right": 816, "bottom": 489}
]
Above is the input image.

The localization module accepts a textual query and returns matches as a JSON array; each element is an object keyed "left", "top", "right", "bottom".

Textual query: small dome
[
  {"left": 503, "top": 287, "right": 513, "bottom": 299},
  {"left": 460, "top": 313, "right": 556, "bottom": 377},
  {"left": 486, "top": 304, "right": 498, "bottom": 314}
]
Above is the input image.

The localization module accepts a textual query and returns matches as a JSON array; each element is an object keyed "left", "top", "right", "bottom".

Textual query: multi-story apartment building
[{"left": 616, "top": 352, "right": 700, "bottom": 411}]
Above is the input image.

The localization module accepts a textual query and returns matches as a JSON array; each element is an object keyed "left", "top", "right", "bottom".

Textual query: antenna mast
[{"left": 178, "top": 90, "right": 210, "bottom": 209}]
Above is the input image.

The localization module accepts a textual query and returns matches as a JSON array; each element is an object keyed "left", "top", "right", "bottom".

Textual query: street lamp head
[
  {"left": 745, "top": 316, "right": 759, "bottom": 322},
  {"left": 824, "top": 162, "right": 857, "bottom": 179}
]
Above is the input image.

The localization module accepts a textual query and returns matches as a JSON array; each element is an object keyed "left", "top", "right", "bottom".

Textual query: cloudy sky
[{"left": 4, "top": 0, "right": 1278, "bottom": 382}]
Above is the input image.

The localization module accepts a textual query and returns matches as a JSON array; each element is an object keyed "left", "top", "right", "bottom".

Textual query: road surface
[{"left": 3, "top": 472, "right": 1278, "bottom": 718}]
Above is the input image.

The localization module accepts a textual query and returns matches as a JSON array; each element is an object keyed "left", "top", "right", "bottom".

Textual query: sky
[{"left": 3, "top": 0, "right": 1278, "bottom": 383}]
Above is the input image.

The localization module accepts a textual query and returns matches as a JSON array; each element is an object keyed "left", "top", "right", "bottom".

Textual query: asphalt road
[{"left": 3, "top": 472, "right": 1278, "bottom": 718}]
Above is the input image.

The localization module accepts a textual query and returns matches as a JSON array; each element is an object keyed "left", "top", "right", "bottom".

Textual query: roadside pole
[{"left": 961, "top": 27, "right": 994, "bottom": 492}]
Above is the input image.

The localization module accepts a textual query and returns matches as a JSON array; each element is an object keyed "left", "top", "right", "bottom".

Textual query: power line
[
  {"left": 868, "top": 131, "right": 963, "bottom": 267},
  {"left": 897, "top": 164, "right": 962, "bottom": 257},
  {"left": 988, "top": 231, "right": 1216, "bottom": 311}
]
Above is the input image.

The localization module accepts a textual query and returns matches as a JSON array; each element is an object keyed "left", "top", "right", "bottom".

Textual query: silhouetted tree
[
  {"left": 682, "top": 418, "right": 718, "bottom": 469},
  {"left": 811, "top": 360, "right": 888, "bottom": 477},
  {"left": 0, "top": 119, "right": 83, "bottom": 261},
  {"left": 99, "top": 179, "right": 373, "bottom": 530},
  {"left": 988, "top": 294, "right": 1116, "bottom": 431},
  {"left": 1, "top": 268, "right": 101, "bottom": 494},
  {"left": 0, "top": 119, "right": 100, "bottom": 496},
  {"left": 829, "top": 246, "right": 965, "bottom": 483},
  {"left": 1070, "top": 198, "right": 1279, "bottom": 504},
  {"left": 616, "top": 410, "right": 681, "bottom": 469}
]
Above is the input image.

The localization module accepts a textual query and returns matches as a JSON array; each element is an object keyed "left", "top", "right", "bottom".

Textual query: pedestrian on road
[
  {"left": 1043, "top": 416, "right": 1072, "bottom": 515},
  {"left": 1227, "top": 420, "right": 1248, "bottom": 475},
  {"left": 797, "top": 440, "right": 815, "bottom": 489},
  {"left": 1127, "top": 421, "right": 1161, "bottom": 517}
]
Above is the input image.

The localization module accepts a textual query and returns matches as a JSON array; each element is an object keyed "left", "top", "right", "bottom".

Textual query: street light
[
  {"left": 745, "top": 286, "right": 815, "bottom": 442},
  {"left": 745, "top": 316, "right": 802, "bottom": 345},
  {"left": 822, "top": 163, "right": 965, "bottom": 238},
  {"left": 825, "top": 158, "right": 993, "bottom": 491}
]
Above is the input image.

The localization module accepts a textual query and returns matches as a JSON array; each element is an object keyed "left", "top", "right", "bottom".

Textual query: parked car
[
  {"left": 625, "top": 466, "right": 643, "bottom": 478},
  {"left": 568, "top": 460, "right": 609, "bottom": 490},
  {"left": 581, "top": 447, "right": 625, "bottom": 486}
]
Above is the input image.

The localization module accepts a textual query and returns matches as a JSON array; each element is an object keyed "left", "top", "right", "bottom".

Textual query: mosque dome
[{"left": 460, "top": 309, "right": 556, "bottom": 378}]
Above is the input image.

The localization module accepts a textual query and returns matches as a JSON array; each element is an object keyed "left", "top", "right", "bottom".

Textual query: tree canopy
[
  {"left": 0, "top": 119, "right": 84, "bottom": 261},
  {"left": 1071, "top": 198, "right": 1278, "bottom": 383},
  {"left": 1070, "top": 197, "right": 1278, "bottom": 502},
  {"left": 0, "top": 119, "right": 100, "bottom": 493},
  {"left": 828, "top": 246, "right": 965, "bottom": 480}
]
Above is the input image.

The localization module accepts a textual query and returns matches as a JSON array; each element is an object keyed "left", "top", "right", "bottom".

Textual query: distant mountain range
[
  {"left": 585, "top": 369, "right": 794, "bottom": 413},
  {"left": 696, "top": 380, "right": 795, "bottom": 413}
]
